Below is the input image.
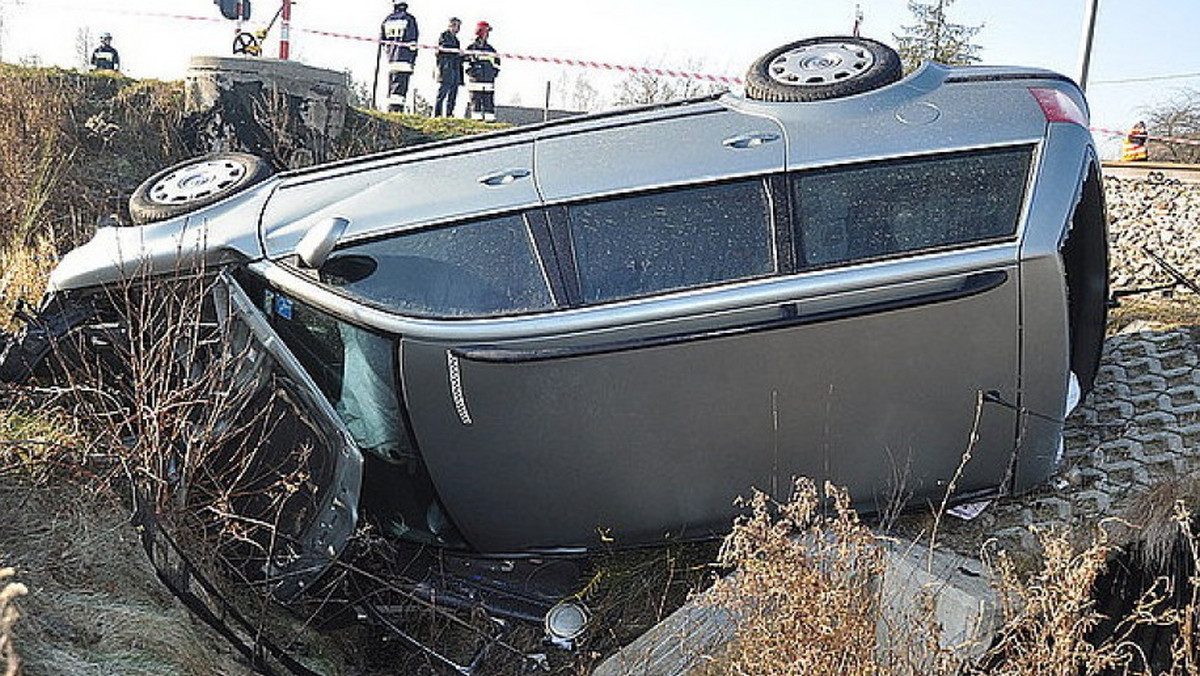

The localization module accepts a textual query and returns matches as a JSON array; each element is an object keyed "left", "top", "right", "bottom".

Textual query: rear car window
[
  {"left": 567, "top": 178, "right": 775, "bottom": 304},
  {"left": 319, "top": 214, "right": 554, "bottom": 318},
  {"left": 792, "top": 145, "right": 1033, "bottom": 268}
]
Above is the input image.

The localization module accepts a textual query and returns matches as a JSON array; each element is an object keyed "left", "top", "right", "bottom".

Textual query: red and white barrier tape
[
  {"left": 296, "top": 27, "right": 744, "bottom": 86},
  {"left": 0, "top": 1, "right": 743, "bottom": 84},
  {"left": 14, "top": 0, "right": 1200, "bottom": 132},
  {"left": 1091, "top": 126, "right": 1200, "bottom": 147}
]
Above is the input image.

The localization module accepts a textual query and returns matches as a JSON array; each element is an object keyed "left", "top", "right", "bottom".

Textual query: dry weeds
[
  {"left": 703, "top": 476, "right": 1200, "bottom": 676},
  {"left": 0, "top": 473, "right": 257, "bottom": 676},
  {"left": 0, "top": 238, "right": 57, "bottom": 333},
  {"left": 706, "top": 479, "right": 887, "bottom": 676},
  {"left": 979, "top": 528, "right": 1131, "bottom": 676}
]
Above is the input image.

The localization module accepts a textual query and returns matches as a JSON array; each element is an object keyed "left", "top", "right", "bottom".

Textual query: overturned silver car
[{"left": 0, "top": 36, "right": 1108, "bottom": 612}]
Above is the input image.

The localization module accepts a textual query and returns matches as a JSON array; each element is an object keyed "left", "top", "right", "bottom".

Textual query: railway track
[{"left": 1102, "top": 160, "right": 1200, "bottom": 184}]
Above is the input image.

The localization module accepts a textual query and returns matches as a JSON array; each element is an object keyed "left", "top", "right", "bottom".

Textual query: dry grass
[
  {"left": 979, "top": 528, "right": 1130, "bottom": 676},
  {"left": 0, "top": 473, "right": 257, "bottom": 676},
  {"left": 0, "top": 238, "right": 57, "bottom": 334},
  {"left": 1108, "top": 296, "right": 1200, "bottom": 333},
  {"left": 705, "top": 479, "right": 885, "bottom": 675}
]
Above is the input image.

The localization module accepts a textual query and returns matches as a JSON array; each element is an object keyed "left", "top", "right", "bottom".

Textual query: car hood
[{"left": 48, "top": 179, "right": 277, "bottom": 293}]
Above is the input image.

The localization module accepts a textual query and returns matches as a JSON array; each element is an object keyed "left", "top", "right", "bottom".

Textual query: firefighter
[
  {"left": 464, "top": 21, "right": 499, "bottom": 121},
  {"left": 1121, "top": 121, "right": 1149, "bottom": 162},
  {"left": 90, "top": 32, "right": 120, "bottom": 72},
  {"left": 380, "top": 2, "right": 419, "bottom": 112}
]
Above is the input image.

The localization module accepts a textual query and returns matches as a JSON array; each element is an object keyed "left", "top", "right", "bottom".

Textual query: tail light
[{"left": 1029, "top": 87, "right": 1088, "bottom": 127}]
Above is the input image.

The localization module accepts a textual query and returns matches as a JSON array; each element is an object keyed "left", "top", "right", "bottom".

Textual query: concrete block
[
  {"left": 877, "top": 541, "right": 1000, "bottom": 665},
  {"left": 184, "top": 56, "right": 349, "bottom": 168}
]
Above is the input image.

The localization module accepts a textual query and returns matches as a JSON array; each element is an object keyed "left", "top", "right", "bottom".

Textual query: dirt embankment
[{"left": 0, "top": 66, "right": 497, "bottom": 676}]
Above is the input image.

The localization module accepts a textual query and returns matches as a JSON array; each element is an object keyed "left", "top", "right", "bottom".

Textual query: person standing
[
  {"left": 380, "top": 2, "right": 419, "bottom": 112},
  {"left": 464, "top": 21, "right": 500, "bottom": 122},
  {"left": 1121, "top": 121, "right": 1149, "bottom": 162},
  {"left": 434, "top": 17, "right": 463, "bottom": 117},
  {"left": 91, "top": 32, "right": 120, "bottom": 72}
]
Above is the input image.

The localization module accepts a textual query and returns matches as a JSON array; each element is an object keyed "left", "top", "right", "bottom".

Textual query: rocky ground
[{"left": 1106, "top": 176, "right": 1200, "bottom": 294}]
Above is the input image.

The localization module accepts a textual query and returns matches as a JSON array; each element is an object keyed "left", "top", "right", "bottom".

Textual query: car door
[
  {"left": 400, "top": 105, "right": 791, "bottom": 553},
  {"left": 772, "top": 145, "right": 1029, "bottom": 508}
]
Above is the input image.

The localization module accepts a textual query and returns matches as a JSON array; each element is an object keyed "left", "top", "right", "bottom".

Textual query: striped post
[{"left": 279, "top": 0, "right": 291, "bottom": 60}]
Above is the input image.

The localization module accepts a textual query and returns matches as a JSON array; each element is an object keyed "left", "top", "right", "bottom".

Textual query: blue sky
[{"left": 1, "top": 0, "right": 1197, "bottom": 157}]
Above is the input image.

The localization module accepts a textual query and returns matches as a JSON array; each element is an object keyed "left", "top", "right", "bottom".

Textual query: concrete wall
[{"left": 185, "top": 56, "right": 349, "bottom": 169}]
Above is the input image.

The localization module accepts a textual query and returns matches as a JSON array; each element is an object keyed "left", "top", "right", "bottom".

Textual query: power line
[{"left": 1091, "top": 71, "right": 1200, "bottom": 85}]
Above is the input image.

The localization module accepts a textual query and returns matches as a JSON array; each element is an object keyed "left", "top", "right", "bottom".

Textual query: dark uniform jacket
[
  {"left": 381, "top": 10, "right": 419, "bottom": 63},
  {"left": 465, "top": 39, "right": 499, "bottom": 83},
  {"left": 436, "top": 30, "right": 462, "bottom": 85},
  {"left": 91, "top": 45, "right": 120, "bottom": 71}
]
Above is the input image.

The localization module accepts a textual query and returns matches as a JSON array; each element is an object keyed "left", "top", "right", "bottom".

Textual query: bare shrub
[
  {"left": 37, "top": 258, "right": 335, "bottom": 611},
  {"left": 1143, "top": 88, "right": 1200, "bottom": 163},
  {"left": 0, "top": 567, "right": 26, "bottom": 676},
  {"left": 706, "top": 477, "right": 1200, "bottom": 676},
  {"left": 707, "top": 478, "right": 888, "bottom": 675},
  {"left": 977, "top": 528, "right": 1132, "bottom": 676}
]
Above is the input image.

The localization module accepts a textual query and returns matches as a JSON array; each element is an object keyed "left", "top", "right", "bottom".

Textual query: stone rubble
[{"left": 1106, "top": 176, "right": 1200, "bottom": 295}]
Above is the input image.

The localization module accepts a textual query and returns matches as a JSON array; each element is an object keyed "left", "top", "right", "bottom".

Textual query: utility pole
[{"left": 1077, "top": 0, "right": 1100, "bottom": 92}]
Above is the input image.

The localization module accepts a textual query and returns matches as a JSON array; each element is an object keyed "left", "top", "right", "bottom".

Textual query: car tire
[
  {"left": 744, "top": 36, "right": 902, "bottom": 102},
  {"left": 128, "top": 152, "right": 274, "bottom": 225}
]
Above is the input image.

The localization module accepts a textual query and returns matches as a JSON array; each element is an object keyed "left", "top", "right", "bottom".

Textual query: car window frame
[
  {"left": 785, "top": 143, "right": 1038, "bottom": 274},
  {"left": 550, "top": 175, "right": 782, "bottom": 307},
  {"left": 299, "top": 209, "right": 564, "bottom": 321},
  {"left": 280, "top": 145, "right": 1036, "bottom": 321}
]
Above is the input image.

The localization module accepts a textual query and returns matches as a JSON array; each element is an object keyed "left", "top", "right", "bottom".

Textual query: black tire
[
  {"left": 128, "top": 152, "right": 274, "bottom": 225},
  {"left": 744, "top": 36, "right": 902, "bottom": 103}
]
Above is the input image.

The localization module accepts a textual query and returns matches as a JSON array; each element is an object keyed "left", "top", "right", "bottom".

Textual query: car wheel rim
[
  {"left": 148, "top": 159, "right": 249, "bottom": 205},
  {"left": 767, "top": 42, "right": 876, "bottom": 87}
]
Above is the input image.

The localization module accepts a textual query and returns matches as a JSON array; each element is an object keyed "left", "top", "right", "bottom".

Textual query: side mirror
[{"left": 296, "top": 217, "right": 349, "bottom": 269}]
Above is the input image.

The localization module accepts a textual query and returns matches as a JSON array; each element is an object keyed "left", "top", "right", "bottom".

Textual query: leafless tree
[
  {"left": 553, "top": 70, "right": 603, "bottom": 112},
  {"left": 1143, "top": 88, "right": 1200, "bottom": 163},
  {"left": 75, "top": 27, "right": 92, "bottom": 71},
  {"left": 614, "top": 57, "right": 725, "bottom": 107}
]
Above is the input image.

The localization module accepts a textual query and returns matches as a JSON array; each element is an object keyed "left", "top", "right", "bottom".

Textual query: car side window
[
  {"left": 319, "top": 214, "right": 554, "bottom": 318},
  {"left": 567, "top": 179, "right": 775, "bottom": 304},
  {"left": 792, "top": 146, "right": 1033, "bottom": 268}
]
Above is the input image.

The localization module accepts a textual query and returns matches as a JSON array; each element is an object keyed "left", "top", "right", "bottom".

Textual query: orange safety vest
[{"left": 1122, "top": 128, "right": 1148, "bottom": 162}]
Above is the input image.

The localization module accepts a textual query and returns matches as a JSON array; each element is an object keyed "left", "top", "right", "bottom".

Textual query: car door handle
[
  {"left": 722, "top": 132, "right": 781, "bottom": 149},
  {"left": 477, "top": 168, "right": 531, "bottom": 186}
]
